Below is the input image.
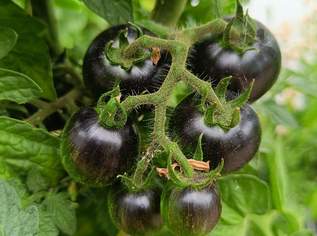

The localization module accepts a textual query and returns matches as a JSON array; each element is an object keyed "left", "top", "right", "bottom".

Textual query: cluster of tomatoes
[{"left": 61, "top": 14, "right": 281, "bottom": 236}]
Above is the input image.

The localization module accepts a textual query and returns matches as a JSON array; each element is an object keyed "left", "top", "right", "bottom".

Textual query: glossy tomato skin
[
  {"left": 109, "top": 188, "right": 162, "bottom": 236},
  {"left": 83, "top": 24, "right": 170, "bottom": 98},
  {"left": 162, "top": 186, "right": 221, "bottom": 236},
  {"left": 190, "top": 20, "right": 281, "bottom": 102},
  {"left": 61, "top": 107, "right": 138, "bottom": 186},
  {"left": 170, "top": 94, "right": 261, "bottom": 172}
]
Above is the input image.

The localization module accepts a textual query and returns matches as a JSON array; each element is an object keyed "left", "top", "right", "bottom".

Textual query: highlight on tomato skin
[
  {"left": 82, "top": 24, "right": 171, "bottom": 99},
  {"left": 189, "top": 19, "right": 282, "bottom": 102},
  {"left": 170, "top": 94, "right": 261, "bottom": 173},
  {"left": 61, "top": 107, "right": 138, "bottom": 186},
  {"left": 162, "top": 185, "right": 221, "bottom": 236},
  {"left": 109, "top": 187, "right": 163, "bottom": 236}
]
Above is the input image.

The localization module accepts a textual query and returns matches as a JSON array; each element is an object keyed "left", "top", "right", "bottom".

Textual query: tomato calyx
[
  {"left": 203, "top": 76, "right": 254, "bottom": 130},
  {"left": 159, "top": 143, "right": 223, "bottom": 189},
  {"left": 105, "top": 23, "right": 153, "bottom": 70},
  {"left": 221, "top": 0, "right": 257, "bottom": 53},
  {"left": 96, "top": 86, "right": 127, "bottom": 129}
]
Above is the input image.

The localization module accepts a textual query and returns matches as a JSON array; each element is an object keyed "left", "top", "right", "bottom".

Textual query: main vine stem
[{"left": 120, "top": 19, "right": 230, "bottom": 178}]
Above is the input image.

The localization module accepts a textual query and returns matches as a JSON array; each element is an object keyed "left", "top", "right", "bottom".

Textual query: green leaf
[
  {"left": 83, "top": 0, "right": 133, "bottom": 25},
  {"left": 38, "top": 206, "right": 59, "bottom": 236},
  {"left": 0, "top": 116, "right": 63, "bottom": 183},
  {"left": 0, "top": 159, "right": 14, "bottom": 180},
  {"left": 264, "top": 138, "right": 288, "bottom": 211},
  {"left": 43, "top": 193, "right": 77, "bottom": 235},
  {"left": 0, "top": 27, "right": 17, "bottom": 60},
  {"left": 0, "top": 0, "right": 56, "bottom": 100},
  {"left": 26, "top": 168, "right": 49, "bottom": 193},
  {"left": 0, "top": 180, "right": 39, "bottom": 235},
  {"left": 0, "top": 68, "right": 42, "bottom": 104},
  {"left": 212, "top": 219, "right": 267, "bottom": 236},
  {"left": 218, "top": 174, "right": 271, "bottom": 216}
]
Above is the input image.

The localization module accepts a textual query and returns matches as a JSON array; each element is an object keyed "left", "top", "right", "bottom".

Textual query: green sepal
[
  {"left": 228, "top": 79, "right": 254, "bottom": 108},
  {"left": 204, "top": 106, "right": 214, "bottom": 127},
  {"left": 231, "top": 107, "right": 241, "bottom": 127},
  {"left": 193, "top": 134, "right": 204, "bottom": 161},
  {"left": 105, "top": 25, "right": 150, "bottom": 70},
  {"left": 128, "top": 21, "right": 144, "bottom": 37},
  {"left": 203, "top": 76, "right": 254, "bottom": 130},
  {"left": 222, "top": 0, "right": 257, "bottom": 53},
  {"left": 235, "top": 0, "right": 244, "bottom": 19},
  {"left": 167, "top": 152, "right": 188, "bottom": 188},
  {"left": 215, "top": 76, "right": 232, "bottom": 101},
  {"left": 96, "top": 87, "right": 127, "bottom": 129}
]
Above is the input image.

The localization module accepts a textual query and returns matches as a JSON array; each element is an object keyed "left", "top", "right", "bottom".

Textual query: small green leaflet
[
  {"left": 0, "top": 116, "right": 63, "bottom": 183},
  {"left": 83, "top": 0, "right": 133, "bottom": 24},
  {"left": 210, "top": 174, "right": 271, "bottom": 236},
  {"left": 0, "top": 180, "right": 39, "bottom": 236},
  {"left": 0, "top": 27, "right": 17, "bottom": 60},
  {"left": 42, "top": 193, "right": 77, "bottom": 235},
  {"left": 0, "top": 68, "right": 42, "bottom": 104}
]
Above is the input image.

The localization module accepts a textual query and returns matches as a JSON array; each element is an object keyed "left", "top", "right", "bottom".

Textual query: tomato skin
[
  {"left": 190, "top": 20, "right": 281, "bottom": 102},
  {"left": 83, "top": 24, "right": 170, "bottom": 98},
  {"left": 170, "top": 94, "right": 261, "bottom": 172},
  {"left": 109, "top": 188, "right": 162, "bottom": 236},
  {"left": 162, "top": 186, "right": 221, "bottom": 236},
  {"left": 61, "top": 107, "right": 138, "bottom": 186}
]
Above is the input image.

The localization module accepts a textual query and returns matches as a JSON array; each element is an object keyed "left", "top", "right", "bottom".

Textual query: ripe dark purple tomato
[
  {"left": 170, "top": 94, "right": 261, "bottom": 172},
  {"left": 109, "top": 188, "right": 162, "bottom": 235},
  {"left": 61, "top": 107, "right": 138, "bottom": 186},
  {"left": 190, "top": 19, "right": 281, "bottom": 102},
  {"left": 162, "top": 186, "right": 221, "bottom": 236},
  {"left": 83, "top": 24, "right": 170, "bottom": 98}
]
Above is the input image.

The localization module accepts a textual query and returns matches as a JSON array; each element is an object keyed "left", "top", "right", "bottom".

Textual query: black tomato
[
  {"left": 61, "top": 107, "right": 138, "bottom": 186},
  {"left": 190, "top": 19, "right": 281, "bottom": 102},
  {"left": 83, "top": 24, "right": 170, "bottom": 98},
  {"left": 109, "top": 188, "right": 162, "bottom": 235},
  {"left": 162, "top": 186, "right": 221, "bottom": 236},
  {"left": 170, "top": 94, "right": 261, "bottom": 172}
]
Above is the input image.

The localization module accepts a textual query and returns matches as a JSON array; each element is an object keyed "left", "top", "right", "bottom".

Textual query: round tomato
[
  {"left": 189, "top": 19, "right": 281, "bottom": 102},
  {"left": 83, "top": 24, "right": 170, "bottom": 98},
  {"left": 109, "top": 187, "right": 162, "bottom": 235},
  {"left": 61, "top": 107, "right": 138, "bottom": 186},
  {"left": 170, "top": 94, "right": 261, "bottom": 172},
  {"left": 162, "top": 186, "right": 221, "bottom": 236}
]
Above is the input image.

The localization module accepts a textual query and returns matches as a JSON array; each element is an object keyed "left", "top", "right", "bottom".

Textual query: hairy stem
[
  {"left": 151, "top": 0, "right": 187, "bottom": 27},
  {"left": 26, "top": 89, "right": 82, "bottom": 126},
  {"left": 183, "top": 70, "right": 223, "bottom": 109},
  {"left": 101, "top": 20, "right": 236, "bottom": 183},
  {"left": 173, "top": 18, "right": 229, "bottom": 44}
]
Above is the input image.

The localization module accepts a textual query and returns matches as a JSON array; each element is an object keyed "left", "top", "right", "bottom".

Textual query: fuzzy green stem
[
  {"left": 183, "top": 70, "right": 223, "bottom": 109},
  {"left": 118, "top": 22, "right": 241, "bottom": 180},
  {"left": 151, "top": 0, "right": 187, "bottom": 27},
  {"left": 26, "top": 89, "right": 81, "bottom": 126},
  {"left": 173, "top": 18, "right": 237, "bottom": 45}
]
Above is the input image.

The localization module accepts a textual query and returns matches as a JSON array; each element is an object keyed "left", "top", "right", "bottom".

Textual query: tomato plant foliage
[{"left": 0, "top": 0, "right": 315, "bottom": 235}]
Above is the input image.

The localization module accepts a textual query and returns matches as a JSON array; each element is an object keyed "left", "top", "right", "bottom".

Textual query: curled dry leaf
[
  {"left": 151, "top": 47, "right": 161, "bottom": 65},
  {"left": 156, "top": 159, "right": 210, "bottom": 178}
]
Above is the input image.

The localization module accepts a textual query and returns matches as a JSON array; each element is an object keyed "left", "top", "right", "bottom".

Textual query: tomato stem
[
  {"left": 102, "top": 20, "right": 244, "bottom": 183},
  {"left": 26, "top": 89, "right": 82, "bottom": 126}
]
